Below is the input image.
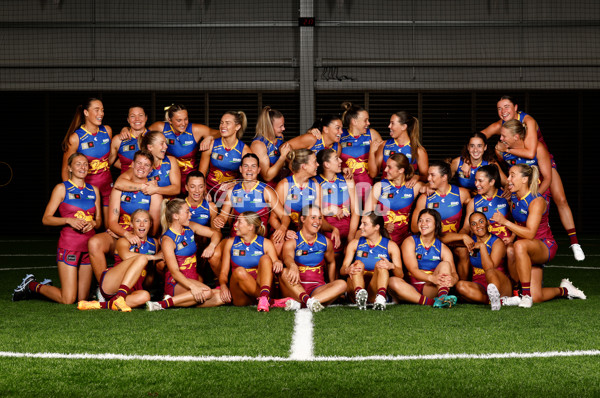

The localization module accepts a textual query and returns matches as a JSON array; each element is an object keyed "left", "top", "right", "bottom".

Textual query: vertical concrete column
[{"left": 299, "top": 0, "right": 315, "bottom": 132}]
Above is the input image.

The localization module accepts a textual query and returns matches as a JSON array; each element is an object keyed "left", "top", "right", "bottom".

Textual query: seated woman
[
  {"left": 454, "top": 212, "right": 512, "bottom": 311},
  {"left": 145, "top": 198, "right": 224, "bottom": 310},
  {"left": 491, "top": 164, "right": 586, "bottom": 308},
  {"left": 279, "top": 205, "right": 347, "bottom": 312},
  {"left": 340, "top": 213, "right": 402, "bottom": 311},
  {"left": 13, "top": 153, "right": 101, "bottom": 304},
  {"left": 219, "top": 211, "right": 283, "bottom": 312},
  {"left": 388, "top": 209, "right": 459, "bottom": 308},
  {"left": 78, "top": 209, "right": 163, "bottom": 311}
]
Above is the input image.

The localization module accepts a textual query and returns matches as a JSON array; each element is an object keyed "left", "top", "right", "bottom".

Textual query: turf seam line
[
  {"left": 1, "top": 350, "right": 599, "bottom": 362},
  {"left": 289, "top": 309, "right": 314, "bottom": 360}
]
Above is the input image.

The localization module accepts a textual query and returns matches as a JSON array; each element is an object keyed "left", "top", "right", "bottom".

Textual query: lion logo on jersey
[
  {"left": 385, "top": 211, "right": 407, "bottom": 227},
  {"left": 179, "top": 255, "right": 197, "bottom": 271},
  {"left": 74, "top": 210, "right": 94, "bottom": 222},
  {"left": 177, "top": 158, "right": 194, "bottom": 174},
  {"left": 346, "top": 158, "right": 368, "bottom": 175},
  {"left": 89, "top": 159, "right": 109, "bottom": 174}
]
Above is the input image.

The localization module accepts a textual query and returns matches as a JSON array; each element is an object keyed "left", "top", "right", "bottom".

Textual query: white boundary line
[
  {"left": 289, "top": 309, "right": 314, "bottom": 360},
  {"left": 0, "top": 254, "right": 54, "bottom": 257},
  {"left": 0, "top": 266, "right": 57, "bottom": 271},
  {"left": 0, "top": 350, "right": 598, "bottom": 362}
]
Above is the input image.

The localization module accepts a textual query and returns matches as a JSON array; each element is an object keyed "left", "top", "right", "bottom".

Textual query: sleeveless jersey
[
  {"left": 310, "top": 137, "right": 338, "bottom": 153},
  {"left": 187, "top": 198, "right": 211, "bottom": 226},
  {"left": 294, "top": 232, "right": 327, "bottom": 268},
  {"left": 472, "top": 189, "right": 510, "bottom": 239},
  {"left": 412, "top": 235, "right": 443, "bottom": 271},
  {"left": 315, "top": 173, "right": 350, "bottom": 217},
  {"left": 503, "top": 111, "right": 556, "bottom": 168},
  {"left": 253, "top": 136, "right": 283, "bottom": 167},
  {"left": 426, "top": 185, "right": 463, "bottom": 234},
  {"left": 113, "top": 237, "right": 157, "bottom": 266},
  {"left": 230, "top": 235, "right": 265, "bottom": 270},
  {"left": 354, "top": 236, "right": 391, "bottom": 272},
  {"left": 163, "top": 123, "right": 198, "bottom": 179},
  {"left": 75, "top": 125, "right": 113, "bottom": 198},
  {"left": 117, "top": 130, "right": 146, "bottom": 173},
  {"left": 284, "top": 176, "right": 318, "bottom": 226},
  {"left": 511, "top": 191, "right": 554, "bottom": 242},
  {"left": 382, "top": 138, "right": 417, "bottom": 178},
  {"left": 469, "top": 234, "right": 501, "bottom": 276},
  {"left": 457, "top": 158, "right": 489, "bottom": 190},
  {"left": 206, "top": 138, "right": 245, "bottom": 191},
  {"left": 163, "top": 226, "right": 199, "bottom": 280},
  {"left": 501, "top": 152, "right": 538, "bottom": 168},
  {"left": 148, "top": 156, "right": 173, "bottom": 188},
  {"left": 376, "top": 179, "right": 416, "bottom": 243},
  {"left": 58, "top": 180, "right": 97, "bottom": 252},
  {"left": 340, "top": 128, "right": 372, "bottom": 182},
  {"left": 230, "top": 181, "right": 270, "bottom": 228},
  {"left": 118, "top": 190, "right": 151, "bottom": 232}
]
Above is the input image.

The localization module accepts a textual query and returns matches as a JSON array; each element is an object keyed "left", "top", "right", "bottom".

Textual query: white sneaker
[
  {"left": 146, "top": 301, "right": 164, "bottom": 311},
  {"left": 163, "top": 294, "right": 172, "bottom": 301},
  {"left": 285, "top": 299, "right": 301, "bottom": 311},
  {"left": 306, "top": 297, "right": 324, "bottom": 313},
  {"left": 570, "top": 244, "right": 585, "bottom": 262},
  {"left": 518, "top": 295, "right": 533, "bottom": 308},
  {"left": 501, "top": 296, "right": 521, "bottom": 306},
  {"left": 560, "top": 278, "right": 587, "bottom": 300},
  {"left": 355, "top": 288, "right": 368, "bottom": 310},
  {"left": 373, "top": 294, "right": 386, "bottom": 311},
  {"left": 96, "top": 287, "right": 105, "bottom": 303},
  {"left": 487, "top": 283, "right": 501, "bottom": 311}
]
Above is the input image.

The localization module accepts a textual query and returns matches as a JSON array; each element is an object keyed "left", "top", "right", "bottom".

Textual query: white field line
[
  {"left": 289, "top": 309, "right": 314, "bottom": 360},
  {"left": 0, "top": 350, "right": 598, "bottom": 362},
  {"left": 0, "top": 266, "right": 57, "bottom": 271},
  {"left": 0, "top": 254, "right": 54, "bottom": 257}
]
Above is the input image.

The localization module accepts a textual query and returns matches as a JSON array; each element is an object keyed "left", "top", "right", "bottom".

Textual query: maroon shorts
[{"left": 57, "top": 248, "right": 90, "bottom": 267}]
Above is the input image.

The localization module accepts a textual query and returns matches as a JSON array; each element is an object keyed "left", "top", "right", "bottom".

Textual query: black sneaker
[{"left": 12, "top": 274, "right": 35, "bottom": 302}]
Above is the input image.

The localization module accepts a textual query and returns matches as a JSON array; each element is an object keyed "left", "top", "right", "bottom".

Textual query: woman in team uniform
[
  {"left": 109, "top": 106, "right": 148, "bottom": 173},
  {"left": 279, "top": 205, "right": 347, "bottom": 312},
  {"left": 491, "top": 164, "right": 586, "bottom": 308},
  {"left": 454, "top": 212, "right": 512, "bottom": 310},
  {"left": 315, "top": 148, "right": 360, "bottom": 257},
  {"left": 341, "top": 213, "right": 402, "bottom": 311},
  {"left": 339, "top": 102, "right": 383, "bottom": 203},
  {"left": 13, "top": 153, "right": 101, "bottom": 304},
  {"left": 287, "top": 115, "right": 343, "bottom": 154},
  {"left": 219, "top": 211, "right": 283, "bottom": 312},
  {"left": 388, "top": 209, "right": 459, "bottom": 308},
  {"left": 78, "top": 209, "right": 162, "bottom": 311},
  {"left": 61, "top": 98, "right": 113, "bottom": 221},
  {"left": 146, "top": 198, "right": 224, "bottom": 310},
  {"left": 369, "top": 111, "right": 428, "bottom": 184},
  {"left": 482, "top": 95, "right": 584, "bottom": 261},
  {"left": 185, "top": 170, "right": 217, "bottom": 227},
  {"left": 366, "top": 153, "right": 424, "bottom": 248},
  {"left": 251, "top": 106, "right": 292, "bottom": 188},
  {"left": 450, "top": 132, "right": 506, "bottom": 193},
  {"left": 199, "top": 111, "right": 252, "bottom": 196},
  {"left": 149, "top": 103, "right": 219, "bottom": 192},
  {"left": 113, "top": 130, "right": 181, "bottom": 198}
]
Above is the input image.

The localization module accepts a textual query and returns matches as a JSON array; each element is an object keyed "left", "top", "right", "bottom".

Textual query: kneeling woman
[
  {"left": 78, "top": 209, "right": 163, "bottom": 311},
  {"left": 146, "top": 199, "right": 224, "bottom": 310},
  {"left": 388, "top": 209, "right": 459, "bottom": 308},
  {"left": 279, "top": 205, "right": 347, "bottom": 312},
  {"left": 491, "top": 165, "right": 586, "bottom": 308},
  {"left": 454, "top": 212, "right": 512, "bottom": 310},
  {"left": 219, "top": 211, "right": 283, "bottom": 312},
  {"left": 341, "top": 213, "right": 402, "bottom": 311}
]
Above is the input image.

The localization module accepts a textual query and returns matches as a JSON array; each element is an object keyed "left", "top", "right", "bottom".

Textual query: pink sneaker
[
  {"left": 257, "top": 296, "right": 270, "bottom": 312},
  {"left": 271, "top": 297, "right": 293, "bottom": 308}
]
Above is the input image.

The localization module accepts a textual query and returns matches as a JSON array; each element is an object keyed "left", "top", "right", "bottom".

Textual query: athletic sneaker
[
  {"left": 146, "top": 301, "right": 164, "bottom": 311},
  {"left": 12, "top": 274, "right": 35, "bottom": 302},
  {"left": 306, "top": 297, "right": 324, "bottom": 313},
  {"left": 560, "top": 278, "right": 587, "bottom": 300},
  {"left": 96, "top": 287, "right": 105, "bottom": 303},
  {"left": 77, "top": 300, "right": 101, "bottom": 311},
  {"left": 487, "top": 283, "right": 501, "bottom": 311},
  {"left": 433, "top": 294, "right": 457, "bottom": 308},
  {"left": 271, "top": 297, "right": 294, "bottom": 308},
  {"left": 570, "top": 244, "right": 585, "bottom": 262},
  {"left": 355, "top": 288, "right": 368, "bottom": 310},
  {"left": 40, "top": 278, "right": 53, "bottom": 286},
  {"left": 110, "top": 296, "right": 132, "bottom": 312},
  {"left": 373, "top": 294, "right": 386, "bottom": 311},
  {"left": 501, "top": 296, "right": 521, "bottom": 306},
  {"left": 257, "top": 296, "right": 270, "bottom": 312},
  {"left": 284, "top": 299, "right": 301, "bottom": 311},
  {"left": 518, "top": 295, "right": 533, "bottom": 308}
]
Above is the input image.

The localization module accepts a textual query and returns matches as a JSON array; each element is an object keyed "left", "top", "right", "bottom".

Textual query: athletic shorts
[
  {"left": 541, "top": 238, "right": 558, "bottom": 264},
  {"left": 164, "top": 269, "right": 200, "bottom": 297},
  {"left": 409, "top": 271, "right": 433, "bottom": 294},
  {"left": 57, "top": 248, "right": 90, "bottom": 267},
  {"left": 299, "top": 266, "right": 326, "bottom": 296}
]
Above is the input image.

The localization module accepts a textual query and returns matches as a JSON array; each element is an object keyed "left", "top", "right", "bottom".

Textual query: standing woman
[
  {"left": 369, "top": 111, "right": 428, "bottom": 184},
  {"left": 109, "top": 106, "right": 148, "bottom": 173},
  {"left": 149, "top": 103, "right": 220, "bottom": 191},
  {"left": 388, "top": 209, "right": 459, "bottom": 308},
  {"left": 13, "top": 153, "right": 101, "bottom": 304},
  {"left": 219, "top": 211, "right": 283, "bottom": 312},
  {"left": 251, "top": 106, "right": 292, "bottom": 187},
  {"left": 287, "top": 115, "right": 343, "bottom": 154},
  {"left": 366, "top": 153, "right": 423, "bottom": 247},
  {"left": 339, "top": 102, "right": 382, "bottom": 202},
  {"left": 450, "top": 132, "right": 506, "bottom": 192},
  {"left": 61, "top": 98, "right": 113, "bottom": 222},
  {"left": 199, "top": 111, "right": 252, "bottom": 195},
  {"left": 341, "top": 213, "right": 402, "bottom": 311},
  {"left": 146, "top": 199, "right": 224, "bottom": 310},
  {"left": 482, "top": 95, "right": 584, "bottom": 261},
  {"left": 491, "top": 165, "right": 586, "bottom": 308}
]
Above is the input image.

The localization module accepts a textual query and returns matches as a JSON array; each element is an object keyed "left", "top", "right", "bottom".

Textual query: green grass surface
[{"left": 0, "top": 236, "right": 598, "bottom": 396}]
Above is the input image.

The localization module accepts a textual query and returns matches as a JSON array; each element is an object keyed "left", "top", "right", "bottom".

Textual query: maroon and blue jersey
[
  {"left": 284, "top": 176, "right": 318, "bottom": 227},
  {"left": 253, "top": 136, "right": 283, "bottom": 167},
  {"left": 294, "top": 232, "right": 327, "bottom": 268},
  {"left": 58, "top": 180, "right": 97, "bottom": 252},
  {"left": 310, "top": 137, "right": 338, "bottom": 153},
  {"left": 503, "top": 111, "right": 556, "bottom": 169},
  {"left": 457, "top": 158, "right": 490, "bottom": 190},
  {"left": 206, "top": 138, "right": 245, "bottom": 191},
  {"left": 148, "top": 156, "right": 173, "bottom": 188},
  {"left": 511, "top": 191, "right": 554, "bottom": 242},
  {"left": 376, "top": 179, "right": 416, "bottom": 244},
  {"left": 426, "top": 185, "right": 464, "bottom": 234},
  {"left": 230, "top": 181, "right": 270, "bottom": 228},
  {"left": 163, "top": 226, "right": 198, "bottom": 280},
  {"left": 472, "top": 189, "right": 510, "bottom": 240},
  {"left": 354, "top": 236, "right": 391, "bottom": 272},
  {"left": 118, "top": 190, "right": 151, "bottom": 232},
  {"left": 117, "top": 131, "right": 146, "bottom": 173},
  {"left": 413, "top": 235, "right": 443, "bottom": 272},
  {"left": 113, "top": 237, "right": 157, "bottom": 266},
  {"left": 469, "top": 234, "right": 501, "bottom": 274},
  {"left": 75, "top": 125, "right": 113, "bottom": 201},
  {"left": 382, "top": 138, "right": 417, "bottom": 178},
  {"left": 188, "top": 198, "right": 211, "bottom": 226},
  {"left": 501, "top": 152, "right": 538, "bottom": 168},
  {"left": 315, "top": 173, "right": 350, "bottom": 216},
  {"left": 163, "top": 123, "right": 198, "bottom": 180},
  {"left": 340, "top": 128, "right": 372, "bottom": 183},
  {"left": 230, "top": 235, "right": 265, "bottom": 270}
]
